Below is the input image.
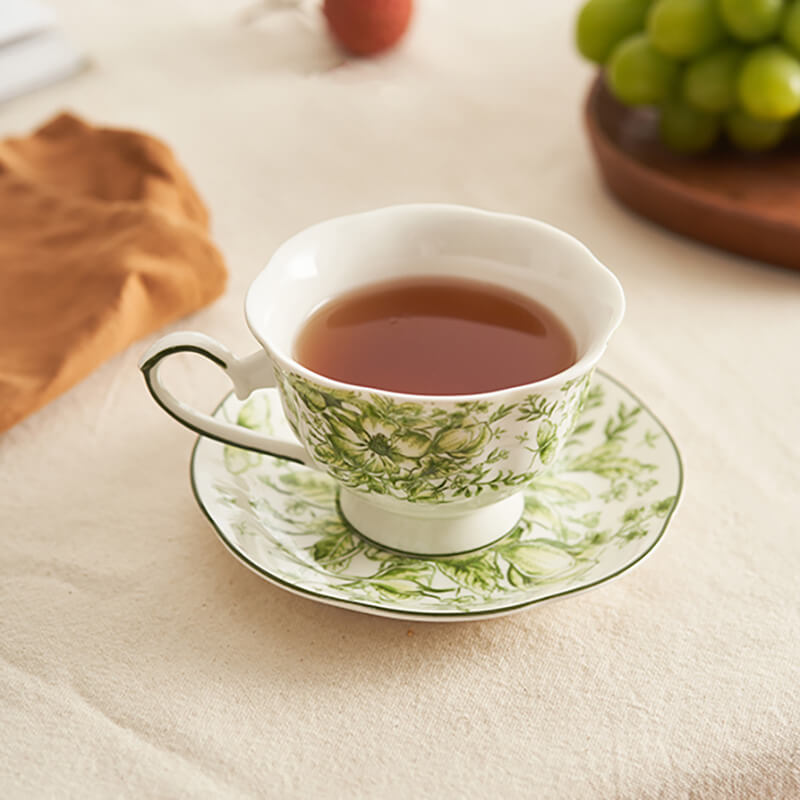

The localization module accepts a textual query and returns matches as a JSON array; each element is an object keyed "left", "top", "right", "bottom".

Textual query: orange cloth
[{"left": 0, "top": 113, "right": 227, "bottom": 432}]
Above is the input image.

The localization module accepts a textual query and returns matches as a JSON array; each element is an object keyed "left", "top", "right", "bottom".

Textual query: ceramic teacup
[{"left": 140, "top": 204, "right": 624, "bottom": 555}]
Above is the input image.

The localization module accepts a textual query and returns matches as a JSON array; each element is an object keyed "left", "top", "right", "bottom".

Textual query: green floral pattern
[
  {"left": 192, "top": 373, "right": 682, "bottom": 619},
  {"left": 273, "top": 367, "right": 592, "bottom": 503}
]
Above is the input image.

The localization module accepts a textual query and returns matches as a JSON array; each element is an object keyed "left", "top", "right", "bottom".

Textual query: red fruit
[{"left": 323, "top": 0, "right": 413, "bottom": 56}]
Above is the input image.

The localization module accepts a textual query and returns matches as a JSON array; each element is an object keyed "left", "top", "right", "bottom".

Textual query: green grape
[
  {"left": 738, "top": 45, "right": 800, "bottom": 119},
  {"left": 683, "top": 45, "right": 745, "bottom": 111},
  {"left": 718, "top": 0, "right": 785, "bottom": 42},
  {"left": 725, "top": 108, "right": 789, "bottom": 148},
  {"left": 608, "top": 33, "right": 680, "bottom": 105},
  {"left": 659, "top": 96, "right": 721, "bottom": 151},
  {"left": 647, "top": 0, "right": 725, "bottom": 60},
  {"left": 576, "top": 0, "right": 653, "bottom": 64},
  {"left": 781, "top": 0, "right": 800, "bottom": 55}
]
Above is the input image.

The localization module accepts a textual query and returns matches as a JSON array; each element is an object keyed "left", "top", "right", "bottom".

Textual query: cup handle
[{"left": 138, "top": 331, "right": 311, "bottom": 465}]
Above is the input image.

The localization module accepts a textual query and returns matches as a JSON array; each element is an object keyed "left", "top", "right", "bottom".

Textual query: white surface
[
  {"left": 0, "top": 0, "right": 55, "bottom": 45},
  {"left": 0, "top": 1, "right": 84, "bottom": 103},
  {"left": 1, "top": 1, "right": 799, "bottom": 798},
  {"left": 338, "top": 487, "right": 525, "bottom": 555}
]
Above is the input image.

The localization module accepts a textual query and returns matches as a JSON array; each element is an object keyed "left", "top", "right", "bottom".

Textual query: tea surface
[{"left": 293, "top": 276, "right": 576, "bottom": 395}]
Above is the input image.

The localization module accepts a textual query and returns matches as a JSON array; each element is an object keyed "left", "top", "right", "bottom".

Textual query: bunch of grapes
[{"left": 576, "top": 0, "right": 800, "bottom": 153}]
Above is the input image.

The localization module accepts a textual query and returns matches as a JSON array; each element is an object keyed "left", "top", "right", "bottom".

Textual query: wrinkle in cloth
[{"left": 0, "top": 113, "right": 227, "bottom": 432}]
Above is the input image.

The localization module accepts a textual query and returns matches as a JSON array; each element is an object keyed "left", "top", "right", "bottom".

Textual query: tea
[{"left": 293, "top": 276, "right": 576, "bottom": 395}]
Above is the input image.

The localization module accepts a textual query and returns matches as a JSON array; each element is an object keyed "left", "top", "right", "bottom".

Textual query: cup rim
[{"left": 245, "top": 203, "right": 625, "bottom": 402}]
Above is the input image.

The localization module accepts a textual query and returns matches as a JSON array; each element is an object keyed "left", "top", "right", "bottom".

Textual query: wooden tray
[{"left": 585, "top": 75, "right": 800, "bottom": 271}]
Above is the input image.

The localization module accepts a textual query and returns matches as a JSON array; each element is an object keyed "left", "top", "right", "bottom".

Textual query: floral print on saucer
[{"left": 190, "top": 372, "right": 682, "bottom": 621}]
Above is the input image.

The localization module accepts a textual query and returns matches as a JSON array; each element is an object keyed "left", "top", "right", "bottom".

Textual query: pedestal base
[{"left": 338, "top": 489, "right": 525, "bottom": 557}]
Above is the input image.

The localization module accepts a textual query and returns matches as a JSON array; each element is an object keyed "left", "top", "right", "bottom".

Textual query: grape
[
  {"left": 738, "top": 45, "right": 800, "bottom": 119},
  {"left": 725, "top": 109, "right": 789, "bottom": 148},
  {"left": 608, "top": 34, "right": 680, "bottom": 105},
  {"left": 659, "top": 97, "right": 721, "bottom": 151},
  {"left": 718, "top": 0, "right": 785, "bottom": 43},
  {"left": 781, "top": 0, "right": 800, "bottom": 55},
  {"left": 647, "top": 0, "right": 725, "bottom": 60},
  {"left": 683, "top": 45, "right": 745, "bottom": 111},
  {"left": 576, "top": 0, "right": 653, "bottom": 63}
]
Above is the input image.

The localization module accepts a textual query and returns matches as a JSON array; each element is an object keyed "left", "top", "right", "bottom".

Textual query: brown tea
[{"left": 293, "top": 276, "right": 576, "bottom": 395}]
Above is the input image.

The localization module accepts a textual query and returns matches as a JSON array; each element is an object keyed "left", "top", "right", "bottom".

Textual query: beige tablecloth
[{"left": 2, "top": 2, "right": 798, "bottom": 798}]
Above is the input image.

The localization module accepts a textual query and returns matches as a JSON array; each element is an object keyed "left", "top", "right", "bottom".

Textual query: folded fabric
[{"left": 0, "top": 113, "right": 227, "bottom": 432}]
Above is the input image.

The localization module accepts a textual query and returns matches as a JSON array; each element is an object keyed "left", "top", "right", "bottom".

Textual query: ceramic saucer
[{"left": 190, "top": 372, "right": 683, "bottom": 621}]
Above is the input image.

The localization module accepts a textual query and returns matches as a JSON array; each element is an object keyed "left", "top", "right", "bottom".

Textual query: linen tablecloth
[{"left": 1, "top": 1, "right": 798, "bottom": 797}]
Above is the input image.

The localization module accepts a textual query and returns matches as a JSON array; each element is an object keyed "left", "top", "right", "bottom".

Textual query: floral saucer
[{"left": 190, "top": 372, "right": 682, "bottom": 621}]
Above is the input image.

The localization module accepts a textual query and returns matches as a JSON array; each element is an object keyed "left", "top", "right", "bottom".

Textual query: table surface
[{"left": 2, "top": 2, "right": 799, "bottom": 798}]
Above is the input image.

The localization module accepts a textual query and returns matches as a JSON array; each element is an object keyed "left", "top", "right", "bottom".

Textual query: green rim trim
[{"left": 188, "top": 370, "right": 685, "bottom": 620}]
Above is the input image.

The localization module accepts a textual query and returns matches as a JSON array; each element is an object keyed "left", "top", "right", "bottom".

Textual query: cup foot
[{"left": 338, "top": 489, "right": 525, "bottom": 557}]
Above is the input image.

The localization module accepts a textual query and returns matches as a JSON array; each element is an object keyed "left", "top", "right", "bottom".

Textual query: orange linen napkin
[{"left": 0, "top": 113, "right": 227, "bottom": 432}]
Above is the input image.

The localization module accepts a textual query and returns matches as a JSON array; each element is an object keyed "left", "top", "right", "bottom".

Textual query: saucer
[{"left": 190, "top": 372, "right": 683, "bottom": 621}]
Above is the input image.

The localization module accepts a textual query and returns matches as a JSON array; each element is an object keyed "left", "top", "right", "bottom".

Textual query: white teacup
[{"left": 140, "top": 205, "right": 624, "bottom": 555}]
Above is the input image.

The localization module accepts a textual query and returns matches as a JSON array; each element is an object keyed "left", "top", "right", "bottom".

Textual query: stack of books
[{"left": 0, "top": 0, "right": 85, "bottom": 104}]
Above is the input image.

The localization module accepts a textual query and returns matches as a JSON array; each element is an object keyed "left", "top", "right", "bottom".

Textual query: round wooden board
[{"left": 584, "top": 75, "right": 800, "bottom": 272}]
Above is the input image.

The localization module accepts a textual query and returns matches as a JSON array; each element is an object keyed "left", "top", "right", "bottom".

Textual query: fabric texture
[
  {"left": 1, "top": 1, "right": 798, "bottom": 799},
  {"left": 0, "top": 112, "right": 226, "bottom": 431}
]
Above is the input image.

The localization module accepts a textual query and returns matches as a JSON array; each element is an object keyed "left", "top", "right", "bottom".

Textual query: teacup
[{"left": 140, "top": 204, "right": 624, "bottom": 555}]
